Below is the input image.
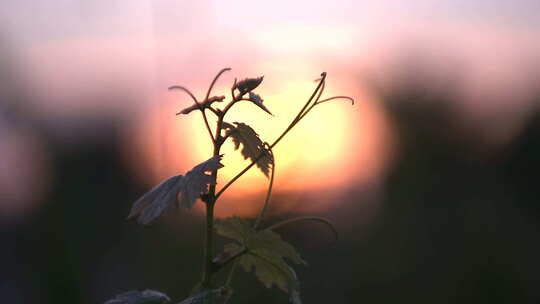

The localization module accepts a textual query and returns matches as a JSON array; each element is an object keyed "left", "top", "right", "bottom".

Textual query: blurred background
[{"left": 1, "top": 1, "right": 540, "bottom": 303}]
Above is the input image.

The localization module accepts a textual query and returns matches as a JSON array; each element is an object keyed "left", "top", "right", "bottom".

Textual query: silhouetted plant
[{"left": 105, "top": 68, "right": 353, "bottom": 304}]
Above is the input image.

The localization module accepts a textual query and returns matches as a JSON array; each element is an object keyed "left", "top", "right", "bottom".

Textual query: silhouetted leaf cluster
[{"left": 117, "top": 69, "right": 351, "bottom": 303}]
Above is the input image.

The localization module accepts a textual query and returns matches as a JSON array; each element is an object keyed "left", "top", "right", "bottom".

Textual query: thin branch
[
  {"left": 268, "top": 72, "right": 327, "bottom": 149},
  {"left": 314, "top": 77, "right": 326, "bottom": 103},
  {"left": 202, "top": 201, "right": 215, "bottom": 288},
  {"left": 254, "top": 145, "right": 275, "bottom": 230},
  {"left": 296, "top": 98, "right": 318, "bottom": 123},
  {"left": 286, "top": 78, "right": 326, "bottom": 129},
  {"left": 265, "top": 216, "right": 338, "bottom": 244},
  {"left": 231, "top": 78, "right": 237, "bottom": 101},
  {"left": 200, "top": 68, "right": 231, "bottom": 289},
  {"left": 289, "top": 72, "right": 327, "bottom": 126},
  {"left": 168, "top": 85, "right": 198, "bottom": 103},
  {"left": 295, "top": 95, "right": 354, "bottom": 126},
  {"left": 205, "top": 68, "right": 231, "bottom": 104},
  {"left": 215, "top": 79, "right": 248, "bottom": 150},
  {"left": 169, "top": 85, "right": 215, "bottom": 143},
  {"left": 206, "top": 106, "right": 220, "bottom": 116},
  {"left": 220, "top": 131, "right": 232, "bottom": 145}
]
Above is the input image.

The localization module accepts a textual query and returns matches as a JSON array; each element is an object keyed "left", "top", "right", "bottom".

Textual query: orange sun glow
[{"left": 127, "top": 73, "right": 391, "bottom": 217}]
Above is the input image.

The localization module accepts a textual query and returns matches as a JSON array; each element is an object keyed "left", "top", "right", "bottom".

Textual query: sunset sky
[{"left": 1, "top": 0, "right": 539, "bottom": 217}]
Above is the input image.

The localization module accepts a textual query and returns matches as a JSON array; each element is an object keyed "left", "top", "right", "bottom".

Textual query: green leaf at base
[
  {"left": 246, "top": 229, "right": 306, "bottom": 266},
  {"left": 224, "top": 243, "right": 300, "bottom": 294},
  {"left": 214, "top": 217, "right": 252, "bottom": 242},
  {"left": 216, "top": 217, "right": 305, "bottom": 297}
]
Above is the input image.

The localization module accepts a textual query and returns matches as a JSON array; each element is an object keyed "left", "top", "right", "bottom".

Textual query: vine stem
[
  {"left": 202, "top": 142, "right": 220, "bottom": 289},
  {"left": 254, "top": 146, "right": 275, "bottom": 230},
  {"left": 201, "top": 69, "right": 249, "bottom": 291},
  {"left": 201, "top": 68, "right": 232, "bottom": 289},
  {"left": 202, "top": 199, "right": 215, "bottom": 287},
  {"left": 222, "top": 147, "right": 275, "bottom": 294}
]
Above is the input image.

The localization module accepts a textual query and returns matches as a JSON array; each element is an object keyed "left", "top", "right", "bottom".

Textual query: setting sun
[
  {"left": 128, "top": 70, "right": 391, "bottom": 217},
  {"left": 189, "top": 80, "right": 353, "bottom": 191}
]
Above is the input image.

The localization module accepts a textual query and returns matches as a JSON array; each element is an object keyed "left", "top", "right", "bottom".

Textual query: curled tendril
[
  {"left": 231, "top": 78, "right": 237, "bottom": 100},
  {"left": 168, "top": 86, "right": 199, "bottom": 105},
  {"left": 169, "top": 84, "right": 215, "bottom": 142},
  {"left": 265, "top": 216, "right": 338, "bottom": 245},
  {"left": 315, "top": 96, "right": 355, "bottom": 105},
  {"left": 205, "top": 68, "right": 231, "bottom": 103}
]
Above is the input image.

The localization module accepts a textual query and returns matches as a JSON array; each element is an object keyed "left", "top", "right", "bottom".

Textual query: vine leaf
[
  {"left": 222, "top": 122, "right": 273, "bottom": 177},
  {"left": 216, "top": 217, "right": 305, "bottom": 295},
  {"left": 177, "top": 95, "right": 226, "bottom": 115},
  {"left": 234, "top": 76, "right": 264, "bottom": 94},
  {"left": 248, "top": 92, "right": 273, "bottom": 116},
  {"left": 216, "top": 217, "right": 305, "bottom": 266},
  {"left": 178, "top": 287, "right": 231, "bottom": 304},
  {"left": 224, "top": 243, "right": 301, "bottom": 294},
  {"left": 127, "top": 175, "right": 183, "bottom": 225},
  {"left": 214, "top": 216, "right": 252, "bottom": 242},
  {"left": 128, "top": 155, "right": 223, "bottom": 224},
  {"left": 104, "top": 290, "right": 170, "bottom": 304},
  {"left": 245, "top": 230, "right": 306, "bottom": 266},
  {"left": 178, "top": 154, "right": 224, "bottom": 208}
]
